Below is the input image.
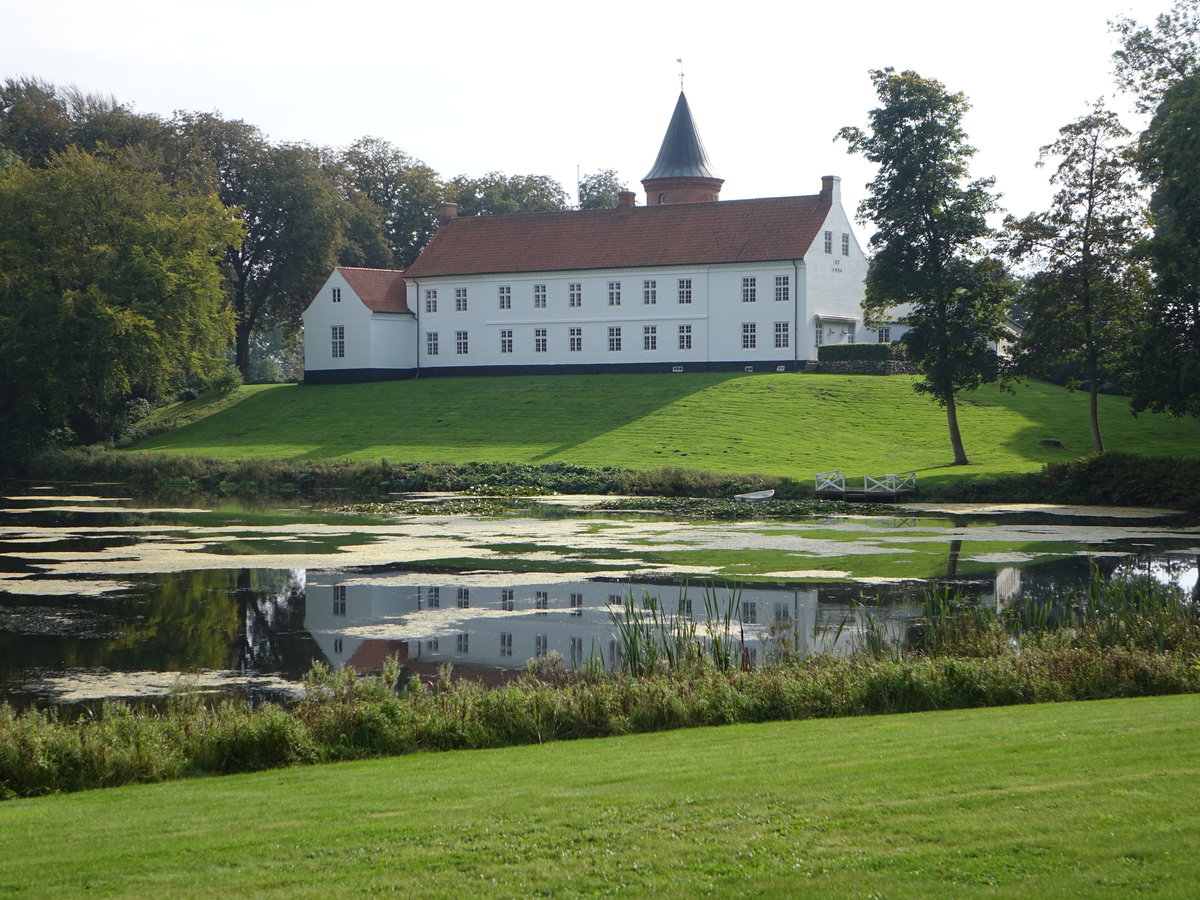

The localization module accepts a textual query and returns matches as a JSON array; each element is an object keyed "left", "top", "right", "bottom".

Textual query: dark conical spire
[
  {"left": 643, "top": 92, "right": 719, "bottom": 181},
  {"left": 642, "top": 92, "right": 724, "bottom": 205}
]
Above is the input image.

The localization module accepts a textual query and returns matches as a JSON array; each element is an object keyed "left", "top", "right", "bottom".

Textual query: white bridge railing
[{"left": 815, "top": 470, "right": 916, "bottom": 495}]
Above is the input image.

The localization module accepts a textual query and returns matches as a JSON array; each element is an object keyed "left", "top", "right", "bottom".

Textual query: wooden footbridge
[{"left": 814, "top": 470, "right": 917, "bottom": 501}]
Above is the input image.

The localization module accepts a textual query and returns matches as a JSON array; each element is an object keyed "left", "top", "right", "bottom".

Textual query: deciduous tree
[
  {"left": 578, "top": 168, "right": 627, "bottom": 209},
  {"left": 1111, "top": 0, "right": 1199, "bottom": 112},
  {"left": 839, "top": 68, "right": 1010, "bottom": 466},
  {"left": 173, "top": 113, "right": 349, "bottom": 376},
  {"left": 0, "top": 147, "right": 240, "bottom": 455},
  {"left": 445, "top": 171, "right": 569, "bottom": 217},
  {"left": 339, "top": 137, "right": 442, "bottom": 267},
  {"left": 1004, "top": 104, "right": 1147, "bottom": 452},
  {"left": 1130, "top": 72, "right": 1200, "bottom": 422}
]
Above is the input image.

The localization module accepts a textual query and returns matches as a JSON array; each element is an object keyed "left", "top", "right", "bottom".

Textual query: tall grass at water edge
[{"left": 2, "top": 576, "right": 1197, "bottom": 799}]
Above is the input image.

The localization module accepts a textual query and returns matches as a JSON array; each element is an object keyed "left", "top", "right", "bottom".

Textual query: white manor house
[{"left": 302, "top": 92, "right": 878, "bottom": 383}]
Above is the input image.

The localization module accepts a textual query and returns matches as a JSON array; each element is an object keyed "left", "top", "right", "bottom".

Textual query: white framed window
[
  {"left": 608, "top": 326, "right": 621, "bottom": 351},
  {"left": 534, "top": 328, "right": 547, "bottom": 353},
  {"left": 455, "top": 287, "right": 468, "bottom": 311},
  {"left": 569, "top": 327, "right": 582, "bottom": 352},
  {"left": 456, "top": 632, "right": 469, "bottom": 654},
  {"left": 775, "top": 321, "right": 789, "bottom": 349},
  {"left": 570, "top": 636, "right": 584, "bottom": 665},
  {"left": 643, "top": 325, "right": 656, "bottom": 350},
  {"left": 824, "top": 230, "right": 833, "bottom": 254},
  {"left": 815, "top": 324, "right": 824, "bottom": 347},
  {"left": 457, "top": 587, "right": 470, "bottom": 608},
  {"left": 535, "top": 591, "right": 549, "bottom": 614},
  {"left": 643, "top": 280, "right": 656, "bottom": 304},
  {"left": 498, "top": 285, "right": 511, "bottom": 309},
  {"left": 775, "top": 275, "right": 789, "bottom": 302},
  {"left": 742, "top": 322, "right": 756, "bottom": 349},
  {"left": 500, "top": 329, "right": 513, "bottom": 354},
  {"left": 427, "top": 639, "right": 439, "bottom": 652},
  {"left": 426, "top": 331, "right": 438, "bottom": 356},
  {"left": 608, "top": 281, "right": 621, "bottom": 306},
  {"left": 678, "top": 324, "right": 692, "bottom": 350},
  {"left": 742, "top": 601, "right": 758, "bottom": 625},
  {"left": 569, "top": 283, "right": 582, "bottom": 307},
  {"left": 426, "top": 586, "right": 440, "bottom": 609},
  {"left": 501, "top": 589, "right": 514, "bottom": 611},
  {"left": 570, "top": 593, "right": 583, "bottom": 616},
  {"left": 842, "top": 232, "right": 850, "bottom": 256},
  {"left": 678, "top": 278, "right": 692, "bottom": 304},
  {"left": 331, "top": 287, "right": 341, "bottom": 303},
  {"left": 424, "top": 289, "right": 437, "bottom": 313},
  {"left": 849, "top": 324, "right": 857, "bottom": 342},
  {"left": 331, "top": 325, "right": 345, "bottom": 358},
  {"left": 456, "top": 330, "right": 468, "bottom": 355},
  {"left": 742, "top": 277, "right": 757, "bottom": 303},
  {"left": 877, "top": 326, "right": 892, "bottom": 343},
  {"left": 534, "top": 284, "right": 547, "bottom": 308},
  {"left": 500, "top": 633, "right": 513, "bottom": 657},
  {"left": 535, "top": 634, "right": 548, "bottom": 657},
  {"left": 332, "top": 584, "right": 346, "bottom": 616}
]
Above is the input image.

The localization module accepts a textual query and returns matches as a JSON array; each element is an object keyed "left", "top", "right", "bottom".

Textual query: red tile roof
[
  {"left": 337, "top": 267, "right": 411, "bottom": 313},
  {"left": 403, "top": 194, "right": 832, "bottom": 278}
]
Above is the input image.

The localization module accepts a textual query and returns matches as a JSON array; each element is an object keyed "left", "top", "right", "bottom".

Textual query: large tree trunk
[
  {"left": 235, "top": 317, "right": 252, "bottom": 378},
  {"left": 1088, "top": 382, "right": 1105, "bottom": 453},
  {"left": 945, "top": 391, "right": 970, "bottom": 465}
]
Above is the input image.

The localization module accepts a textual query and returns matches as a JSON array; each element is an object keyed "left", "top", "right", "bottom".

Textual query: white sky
[{"left": 2, "top": 0, "right": 1170, "bottom": 230}]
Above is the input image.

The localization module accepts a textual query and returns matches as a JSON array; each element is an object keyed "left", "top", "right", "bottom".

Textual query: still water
[{"left": 1, "top": 486, "right": 1196, "bottom": 707}]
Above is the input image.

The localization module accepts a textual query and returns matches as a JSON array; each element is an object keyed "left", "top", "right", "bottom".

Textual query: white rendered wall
[
  {"left": 408, "top": 260, "right": 822, "bottom": 370},
  {"left": 803, "top": 189, "right": 871, "bottom": 359},
  {"left": 302, "top": 270, "right": 414, "bottom": 372}
]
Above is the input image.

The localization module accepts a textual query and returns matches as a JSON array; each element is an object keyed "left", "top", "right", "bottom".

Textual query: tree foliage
[
  {"left": 1004, "top": 103, "right": 1148, "bottom": 451},
  {"left": 839, "top": 68, "right": 1010, "bottom": 465},
  {"left": 578, "top": 168, "right": 628, "bottom": 209},
  {"left": 1111, "top": 0, "right": 1200, "bottom": 112},
  {"left": 0, "top": 147, "right": 240, "bottom": 456},
  {"left": 173, "top": 113, "right": 349, "bottom": 376},
  {"left": 1130, "top": 72, "right": 1200, "bottom": 422},
  {"left": 338, "top": 137, "right": 442, "bottom": 267},
  {"left": 445, "top": 171, "right": 570, "bottom": 217}
]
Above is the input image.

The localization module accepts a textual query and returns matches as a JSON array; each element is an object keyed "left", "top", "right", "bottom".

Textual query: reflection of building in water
[{"left": 304, "top": 574, "right": 924, "bottom": 674}]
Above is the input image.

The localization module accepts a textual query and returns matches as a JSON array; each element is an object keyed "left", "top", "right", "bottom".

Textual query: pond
[{"left": 1, "top": 485, "right": 1197, "bottom": 707}]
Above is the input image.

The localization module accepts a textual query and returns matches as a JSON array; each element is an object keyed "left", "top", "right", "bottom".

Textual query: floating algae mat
[{"left": 1, "top": 486, "right": 1196, "bottom": 705}]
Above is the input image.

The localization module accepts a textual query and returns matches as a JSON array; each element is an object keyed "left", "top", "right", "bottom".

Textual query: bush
[{"left": 817, "top": 342, "right": 905, "bottom": 362}]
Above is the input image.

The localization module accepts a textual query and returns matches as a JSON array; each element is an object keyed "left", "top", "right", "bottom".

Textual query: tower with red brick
[{"left": 641, "top": 92, "right": 724, "bottom": 205}]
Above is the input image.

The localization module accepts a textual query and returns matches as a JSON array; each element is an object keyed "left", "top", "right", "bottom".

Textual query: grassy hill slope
[
  {"left": 2, "top": 695, "right": 1196, "bottom": 895},
  {"left": 132, "top": 373, "right": 1198, "bottom": 486}
]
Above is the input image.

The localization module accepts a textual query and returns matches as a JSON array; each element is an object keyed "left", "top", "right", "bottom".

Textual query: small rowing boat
[{"left": 734, "top": 489, "right": 775, "bottom": 502}]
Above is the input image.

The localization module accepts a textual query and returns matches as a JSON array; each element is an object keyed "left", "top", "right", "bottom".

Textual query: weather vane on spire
[{"left": 677, "top": 58, "right": 684, "bottom": 92}]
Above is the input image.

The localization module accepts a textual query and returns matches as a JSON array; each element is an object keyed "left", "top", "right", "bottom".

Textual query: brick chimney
[
  {"left": 617, "top": 190, "right": 636, "bottom": 208},
  {"left": 438, "top": 202, "right": 459, "bottom": 227},
  {"left": 820, "top": 176, "right": 840, "bottom": 205}
]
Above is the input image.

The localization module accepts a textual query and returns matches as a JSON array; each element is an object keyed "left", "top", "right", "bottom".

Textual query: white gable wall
[
  {"left": 803, "top": 198, "right": 870, "bottom": 359},
  {"left": 302, "top": 270, "right": 416, "bottom": 374}
]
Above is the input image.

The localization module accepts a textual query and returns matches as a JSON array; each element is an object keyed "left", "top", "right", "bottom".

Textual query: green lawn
[
  {"left": 1, "top": 695, "right": 1196, "bottom": 896},
  {"left": 132, "top": 373, "right": 1199, "bottom": 486}
]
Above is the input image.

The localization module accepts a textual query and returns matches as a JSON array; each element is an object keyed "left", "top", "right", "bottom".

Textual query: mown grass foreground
[
  {"left": 1, "top": 695, "right": 1196, "bottom": 897},
  {"left": 130, "top": 373, "right": 1199, "bottom": 487}
]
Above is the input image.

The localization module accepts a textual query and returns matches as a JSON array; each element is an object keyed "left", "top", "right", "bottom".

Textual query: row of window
[
  {"left": 423, "top": 322, "right": 798, "bottom": 356},
  {"left": 333, "top": 323, "right": 885, "bottom": 359},
  {"left": 422, "top": 276, "right": 791, "bottom": 313}
]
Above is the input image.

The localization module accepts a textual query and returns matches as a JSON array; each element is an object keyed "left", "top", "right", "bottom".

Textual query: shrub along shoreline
[
  {"left": 4, "top": 572, "right": 1197, "bottom": 800},
  {"left": 21, "top": 446, "right": 1200, "bottom": 512}
]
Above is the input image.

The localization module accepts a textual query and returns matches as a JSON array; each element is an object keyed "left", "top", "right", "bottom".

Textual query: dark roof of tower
[{"left": 642, "top": 92, "right": 719, "bottom": 182}]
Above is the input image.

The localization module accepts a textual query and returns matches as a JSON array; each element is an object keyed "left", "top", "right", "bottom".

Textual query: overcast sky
[{"left": 3, "top": 0, "right": 1171, "bottom": 229}]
